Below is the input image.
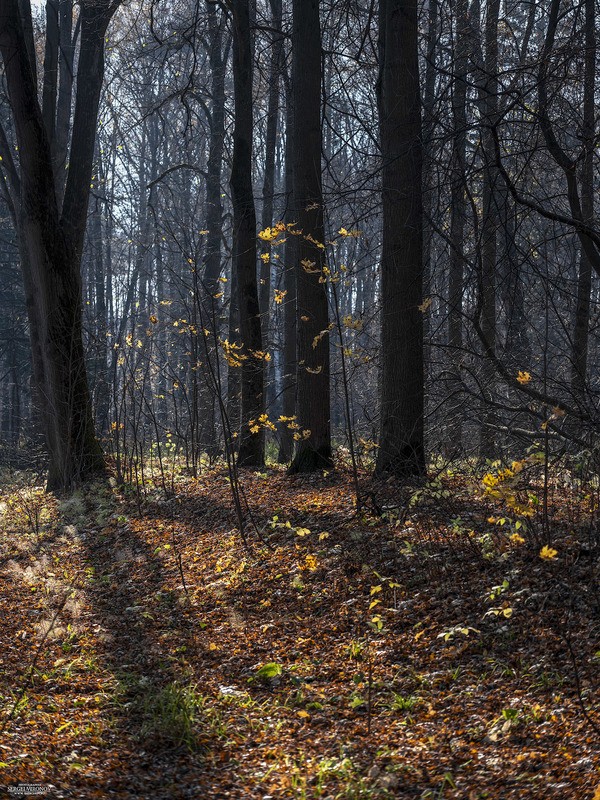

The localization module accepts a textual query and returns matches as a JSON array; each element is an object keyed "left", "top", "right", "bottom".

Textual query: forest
[{"left": 0, "top": 0, "right": 598, "bottom": 797}]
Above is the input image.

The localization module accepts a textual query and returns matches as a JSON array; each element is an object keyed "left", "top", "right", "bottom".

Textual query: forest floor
[{"left": 0, "top": 463, "right": 598, "bottom": 799}]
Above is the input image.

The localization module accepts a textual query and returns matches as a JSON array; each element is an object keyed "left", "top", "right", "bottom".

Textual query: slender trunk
[
  {"left": 478, "top": 0, "right": 499, "bottom": 459},
  {"left": 201, "top": 2, "right": 227, "bottom": 455},
  {"left": 571, "top": 0, "right": 595, "bottom": 397},
  {"left": 278, "top": 75, "right": 297, "bottom": 463},
  {"left": 446, "top": 0, "right": 468, "bottom": 451},
  {"left": 259, "top": 0, "right": 283, "bottom": 324}
]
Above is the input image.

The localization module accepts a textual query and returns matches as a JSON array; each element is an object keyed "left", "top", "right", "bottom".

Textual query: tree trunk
[
  {"left": 288, "top": 0, "right": 332, "bottom": 474},
  {"left": 259, "top": 0, "right": 283, "bottom": 324},
  {"left": 230, "top": 0, "right": 264, "bottom": 467},
  {"left": 446, "top": 0, "right": 468, "bottom": 452},
  {"left": 374, "top": 0, "right": 426, "bottom": 480},
  {"left": 571, "top": 0, "right": 595, "bottom": 397},
  {"left": 478, "top": 0, "right": 500, "bottom": 459},
  {"left": 278, "top": 74, "right": 297, "bottom": 464},
  {"left": 0, "top": 0, "right": 115, "bottom": 492},
  {"left": 200, "top": 1, "right": 227, "bottom": 457}
]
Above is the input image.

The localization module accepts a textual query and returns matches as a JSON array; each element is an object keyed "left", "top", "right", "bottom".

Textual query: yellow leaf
[
  {"left": 302, "top": 554, "right": 318, "bottom": 571},
  {"left": 517, "top": 370, "right": 531, "bottom": 384},
  {"left": 539, "top": 545, "right": 558, "bottom": 560},
  {"left": 297, "top": 710, "right": 310, "bottom": 719},
  {"left": 418, "top": 297, "right": 432, "bottom": 313}
]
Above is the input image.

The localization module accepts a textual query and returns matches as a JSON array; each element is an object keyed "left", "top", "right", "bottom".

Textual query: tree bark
[
  {"left": 571, "top": 0, "right": 595, "bottom": 397},
  {"left": 230, "top": 0, "right": 264, "bottom": 467},
  {"left": 374, "top": 0, "right": 426, "bottom": 479},
  {"left": 288, "top": 0, "right": 332, "bottom": 474},
  {"left": 477, "top": 0, "right": 500, "bottom": 459},
  {"left": 0, "top": 0, "right": 116, "bottom": 492},
  {"left": 278, "top": 77, "right": 297, "bottom": 464},
  {"left": 446, "top": 0, "right": 468, "bottom": 451}
]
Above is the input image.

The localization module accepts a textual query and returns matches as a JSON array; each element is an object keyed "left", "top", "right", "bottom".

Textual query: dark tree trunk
[
  {"left": 422, "top": 0, "right": 438, "bottom": 371},
  {"left": 479, "top": 0, "right": 500, "bottom": 460},
  {"left": 571, "top": 0, "right": 595, "bottom": 397},
  {"left": 230, "top": 0, "right": 264, "bottom": 467},
  {"left": 446, "top": 0, "right": 468, "bottom": 451},
  {"left": 203, "top": 1, "right": 226, "bottom": 298},
  {"left": 0, "top": 0, "right": 116, "bottom": 492},
  {"left": 374, "top": 0, "right": 426, "bottom": 480},
  {"left": 197, "top": 3, "right": 228, "bottom": 457},
  {"left": 259, "top": 0, "right": 283, "bottom": 325},
  {"left": 278, "top": 74, "right": 297, "bottom": 464},
  {"left": 288, "top": 0, "right": 332, "bottom": 474}
]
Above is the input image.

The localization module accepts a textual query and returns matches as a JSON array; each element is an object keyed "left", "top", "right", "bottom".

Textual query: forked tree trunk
[
  {"left": 375, "top": 0, "right": 426, "bottom": 480},
  {"left": 0, "top": 0, "right": 116, "bottom": 492}
]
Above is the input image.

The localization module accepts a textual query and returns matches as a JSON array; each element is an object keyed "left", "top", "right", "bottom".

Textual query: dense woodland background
[{"left": 0, "top": 0, "right": 598, "bottom": 488}]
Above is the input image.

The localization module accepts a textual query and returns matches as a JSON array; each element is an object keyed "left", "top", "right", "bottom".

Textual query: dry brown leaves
[{"left": 0, "top": 467, "right": 598, "bottom": 798}]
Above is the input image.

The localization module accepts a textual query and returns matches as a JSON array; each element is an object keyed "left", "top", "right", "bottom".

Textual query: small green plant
[
  {"left": 437, "top": 624, "right": 479, "bottom": 643},
  {"left": 488, "top": 579, "right": 509, "bottom": 601},
  {"left": 138, "top": 681, "right": 203, "bottom": 751},
  {"left": 249, "top": 662, "right": 283, "bottom": 684},
  {"left": 421, "top": 772, "right": 456, "bottom": 799},
  {"left": 409, "top": 478, "right": 452, "bottom": 509},
  {"left": 346, "top": 640, "right": 365, "bottom": 660},
  {"left": 389, "top": 693, "right": 418, "bottom": 712}
]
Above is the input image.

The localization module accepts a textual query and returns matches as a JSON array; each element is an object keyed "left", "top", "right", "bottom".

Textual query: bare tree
[{"left": 0, "top": 0, "right": 119, "bottom": 491}]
